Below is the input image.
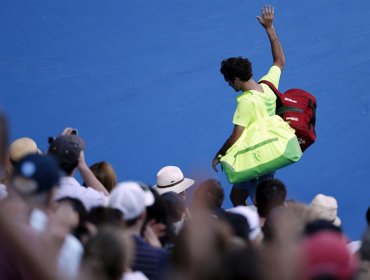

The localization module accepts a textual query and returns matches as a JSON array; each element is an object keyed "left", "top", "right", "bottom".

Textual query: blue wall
[{"left": 1, "top": 0, "right": 369, "bottom": 240}]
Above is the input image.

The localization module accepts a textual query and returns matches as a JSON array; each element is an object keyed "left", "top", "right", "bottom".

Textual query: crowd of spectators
[{"left": 0, "top": 113, "right": 369, "bottom": 280}]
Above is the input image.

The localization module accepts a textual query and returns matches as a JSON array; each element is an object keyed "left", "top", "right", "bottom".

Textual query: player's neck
[{"left": 241, "top": 79, "right": 263, "bottom": 93}]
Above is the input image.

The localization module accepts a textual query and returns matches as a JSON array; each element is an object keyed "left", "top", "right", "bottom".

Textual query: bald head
[{"left": 193, "top": 179, "right": 224, "bottom": 210}]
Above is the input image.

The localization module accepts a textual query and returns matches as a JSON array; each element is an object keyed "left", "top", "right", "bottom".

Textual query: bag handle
[
  {"left": 276, "top": 106, "right": 304, "bottom": 115},
  {"left": 259, "top": 80, "right": 307, "bottom": 113}
]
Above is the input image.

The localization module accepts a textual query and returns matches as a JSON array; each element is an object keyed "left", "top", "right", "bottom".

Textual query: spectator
[
  {"left": 86, "top": 206, "right": 126, "bottom": 244},
  {"left": 220, "top": 211, "right": 251, "bottom": 247},
  {"left": 80, "top": 226, "right": 148, "bottom": 280},
  {"left": 300, "top": 231, "right": 357, "bottom": 280},
  {"left": 11, "top": 154, "right": 61, "bottom": 227},
  {"left": 88, "top": 161, "right": 117, "bottom": 193},
  {"left": 0, "top": 134, "right": 48, "bottom": 280},
  {"left": 211, "top": 247, "right": 263, "bottom": 280},
  {"left": 309, "top": 194, "right": 341, "bottom": 227},
  {"left": 143, "top": 187, "right": 172, "bottom": 249},
  {"left": 228, "top": 206, "right": 263, "bottom": 244},
  {"left": 56, "top": 197, "right": 89, "bottom": 241},
  {"left": 80, "top": 227, "right": 126, "bottom": 280},
  {"left": 0, "top": 113, "right": 8, "bottom": 199},
  {"left": 169, "top": 212, "right": 233, "bottom": 280},
  {"left": 88, "top": 206, "right": 124, "bottom": 228},
  {"left": 109, "top": 181, "right": 168, "bottom": 280},
  {"left": 304, "top": 219, "right": 343, "bottom": 236},
  {"left": 263, "top": 202, "right": 320, "bottom": 244},
  {"left": 261, "top": 203, "right": 312, "bottom": 280},
  {"left": 1, "top": 137, "right": 41, "bottom": 188},
  {"left": 0, "top": 113, "right": 7, "bottom": 170},
  {"left": 356, "top": 228, "right": 370, "bottom": 280},
  {"left": 9, "top": 137, "right": 41, "bottom": 166},
  {"left": 10, "top": 154, "right": 84, "bottom": 279},
  {"left": 161, "top": 191, "right": 186, "bottom": 235},
  {"left": 192, "top": 179, "right": 224, "bottom": 215},
  {"left": 48, "top": 128, "right": 109, "bottom": 210},
  {"left": 348, "top": 206, "right": 370, "bottom": 258},
  {"left": 255, "top": 178, "right": 287, "bottom": 223},
  {"left": 152, "top": 166, "right": 194, "bottom": 198}
]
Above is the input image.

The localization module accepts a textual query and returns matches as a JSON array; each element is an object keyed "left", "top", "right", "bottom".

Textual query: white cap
[
  {"left": 228, "top": 206, "right": 262, "bottom": 240},
  {"left": 310, "top": 194, "right": 341, "bottom": 226},
  {"left": 108, "top": 181, "right": 154, "bottom": 220},
  {"left": 152, "top": 166, "right": 194, "bottom": 195}
]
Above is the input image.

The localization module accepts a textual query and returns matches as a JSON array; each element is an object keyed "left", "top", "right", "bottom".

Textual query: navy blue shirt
[{"left": 132, "top": 235, "right": 169, "bottom": 280}]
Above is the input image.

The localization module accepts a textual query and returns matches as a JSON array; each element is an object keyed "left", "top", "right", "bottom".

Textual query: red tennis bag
[{"left": 259, "top": 80, "right": 317, "bottom": 152}]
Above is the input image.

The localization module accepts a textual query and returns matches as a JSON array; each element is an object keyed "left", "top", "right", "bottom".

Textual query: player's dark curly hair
[{"left": 220, "top": 57, "right": 253, "bottom": 82}]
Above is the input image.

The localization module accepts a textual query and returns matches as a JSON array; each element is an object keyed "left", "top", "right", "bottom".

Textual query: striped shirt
[{"left": 132, "top": 235, "right": 168, "bottom": 280}]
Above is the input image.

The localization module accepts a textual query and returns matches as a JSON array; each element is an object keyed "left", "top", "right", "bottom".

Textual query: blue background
[{"left": 1, "top": 0, "right": 369, "bottom": 240}]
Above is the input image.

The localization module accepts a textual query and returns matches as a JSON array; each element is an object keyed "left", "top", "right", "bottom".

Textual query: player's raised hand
[{"left": 256, "top": 5, "right": 275, "bottom": 29}]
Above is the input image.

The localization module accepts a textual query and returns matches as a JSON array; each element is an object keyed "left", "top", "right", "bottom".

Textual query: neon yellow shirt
[{"left": 232, "top": 66, "right": 281, "bottom": 128}]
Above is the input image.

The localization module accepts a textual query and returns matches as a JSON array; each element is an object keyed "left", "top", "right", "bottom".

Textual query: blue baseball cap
[{"left": 12, "top": 154, "right": 61, "bottom": 195}]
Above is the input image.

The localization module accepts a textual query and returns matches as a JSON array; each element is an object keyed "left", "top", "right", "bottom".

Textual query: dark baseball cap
[
  {"left": 47, "top": 135, "right": 85, "bottom": 165},
  {"left": 12, "top": 154, "right": 61, "bottom": 195}
]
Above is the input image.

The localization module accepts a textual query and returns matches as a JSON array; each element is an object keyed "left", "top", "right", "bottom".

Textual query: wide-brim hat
[
  {"left": 310, "top": 194, "right": 341, "bottom": 227},
  {"left": 152, "top": 166, "right": 194, "bottom": 195}
]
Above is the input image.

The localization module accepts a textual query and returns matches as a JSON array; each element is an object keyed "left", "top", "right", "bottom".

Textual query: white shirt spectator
[
  {"left": 55, "top": 176, "right": 107, "bottom": 211},
  {"left": 58, "top": 234, "right": 84, "bottom": 280},
  {"left": 30, "top": 208, "right": 84, "bottom": 280},
  {"left": 347, "top": 240, "right": 362, "bottom": 254},
  {"left": 0, "top": 184, "right": 8, "bottom": 200}
]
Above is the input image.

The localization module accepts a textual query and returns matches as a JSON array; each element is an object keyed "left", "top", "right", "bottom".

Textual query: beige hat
[
  {"left": 152, "top": 166, "right": 194, "bottom": 195},
  {"left": 9, "top": 137, "right": 41, "bottom": 163},
  {"left": 310, "top": 194, "right": 341, "bottom": 226}
]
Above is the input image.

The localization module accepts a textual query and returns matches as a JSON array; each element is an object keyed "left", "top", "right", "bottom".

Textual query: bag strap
[
  {"left": 258, "top": 80, "right": 283, "bottom": 112},
  {"left": 258, "top": 80, "right": 283, "bottom": 109},
  {"left": 260, "top": 80, "right": 307, "bottom": 114},
  {"left": 258, "top": 80, "right": 282, "bottom": 96}
]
